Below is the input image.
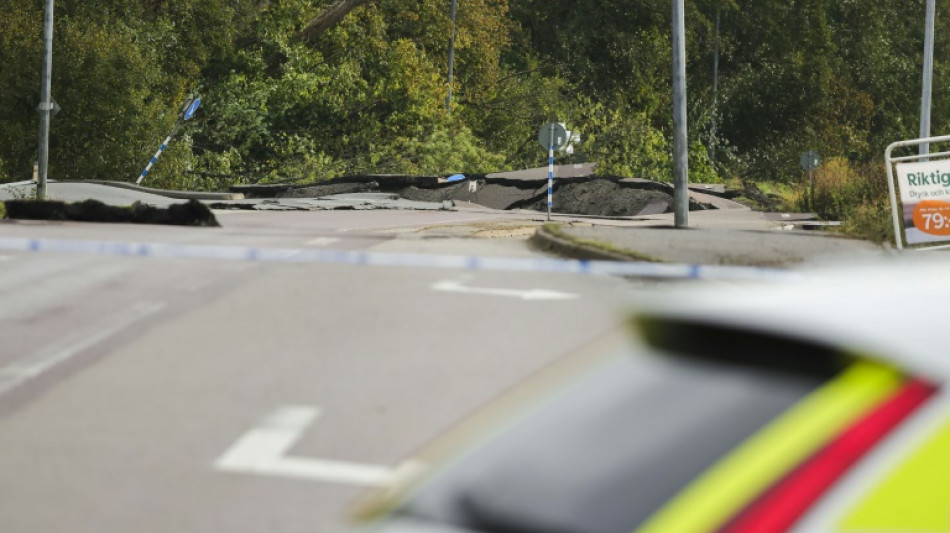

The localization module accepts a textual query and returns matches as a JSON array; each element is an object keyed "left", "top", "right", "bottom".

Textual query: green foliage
[
  {"left": 0, "top": 0, "right": 946, "bottom": 197},
  {"left": 793, "top": 158, "right": 894, "bottom": 243},
  {"left": 574, "top": 98, "right": 670, "bottom": 180},
  {"left": 380, "top": 118, "right": 506, "bottom": 175}
]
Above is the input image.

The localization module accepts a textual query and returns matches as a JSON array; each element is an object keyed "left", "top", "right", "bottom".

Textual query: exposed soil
[
  {"left": 4, "top": 199, "right": 219, "bottom": 226},
  {"left": 397, "top": 178, "right": 712, "bottom": 217},
  {"left": 518, "top": 180, "right": 674, "bottom": 216}
]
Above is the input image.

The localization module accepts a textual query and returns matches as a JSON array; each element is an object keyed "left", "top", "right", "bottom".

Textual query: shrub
[{"left": 794, "top": 158, "right": 893, "bottom": 243}]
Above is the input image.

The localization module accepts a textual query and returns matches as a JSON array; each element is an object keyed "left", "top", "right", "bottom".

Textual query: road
[{"left": 0, "top": 208, "right": 656, "bottom": 532}]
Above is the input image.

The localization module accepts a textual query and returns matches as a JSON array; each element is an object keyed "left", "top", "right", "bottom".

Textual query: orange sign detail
[{"left": 912, "top": 200, "right": 950, "bottom": 236}]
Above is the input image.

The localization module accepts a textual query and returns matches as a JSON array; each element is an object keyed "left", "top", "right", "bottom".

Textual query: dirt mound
[
  {"left": 515, "top": 179, "right": 669, "bottom": 216},
  {"left": 4, "top": 199, "right": 219, "bottom": 226}
]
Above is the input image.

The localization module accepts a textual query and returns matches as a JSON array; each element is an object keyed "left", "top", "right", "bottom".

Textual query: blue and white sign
[{"left": 183, "top": 98, "right": 201, "bottom": 121}]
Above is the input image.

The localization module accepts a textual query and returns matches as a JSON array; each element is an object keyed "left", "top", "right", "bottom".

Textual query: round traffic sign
[
  {"left": 800, "top": 150, "right": 821, "bottom": 171},
  {"left": 539, "top": 123, "right": 568, "bottom": 150}
]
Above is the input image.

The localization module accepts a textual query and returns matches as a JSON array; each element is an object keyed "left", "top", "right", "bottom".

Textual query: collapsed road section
[{"left": 229, "top": 165, "right": 727, "bottom": 217}]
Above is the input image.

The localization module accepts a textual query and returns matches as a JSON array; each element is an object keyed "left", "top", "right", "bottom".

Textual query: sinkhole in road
[{"left": 236, "top": 176, "right": 720, "bottom": 218}]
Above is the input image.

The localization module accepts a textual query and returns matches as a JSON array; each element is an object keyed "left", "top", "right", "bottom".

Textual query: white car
[{"left": 352, "top": 257, "right": 950, "bottom": 533}]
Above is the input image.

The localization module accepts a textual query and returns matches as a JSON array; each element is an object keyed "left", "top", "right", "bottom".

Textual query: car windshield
[{"left": 396, "top": 346, "right": 843, "bottom": 533}]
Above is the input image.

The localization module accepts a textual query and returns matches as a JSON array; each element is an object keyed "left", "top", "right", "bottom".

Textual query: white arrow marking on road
[
  {"left": 215, "top": 406, "right": 409, "bottom": 487},
  {"left": 431, "top": 279, "right": 579, "bottom": 301},
  {"left": 305, "top": 237, "right": 340, "bottom": 247}
]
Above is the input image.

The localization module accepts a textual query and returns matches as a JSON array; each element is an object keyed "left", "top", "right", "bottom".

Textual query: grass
[
  {"left": 542, "top": 223, "right": 662, "bottom": 262},
  {"left": 726, "top": 161, "right": 894, "bottom": 244}
]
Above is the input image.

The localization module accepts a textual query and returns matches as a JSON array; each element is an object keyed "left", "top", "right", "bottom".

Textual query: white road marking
[
  {"left": 215, "top": 406, "right": 401, "bottom": 486},
  {"left": 0, "top": 301, "right": 166, "bottom": 397},
  {"left": 431, "top": 278, "right": 579, "bottom": 301},
  {"left": 0, "top": 255, "right": 13, "bottom": 262},
  {"left": 305, "top": 237, "right": 340, "bottom": 247}
]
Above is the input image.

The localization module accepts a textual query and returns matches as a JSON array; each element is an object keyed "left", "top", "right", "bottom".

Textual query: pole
[
  {"left": 547, "top": 123, "right": 554, "bottom": 221},
  {"left": 710, "top": 7, "right": 720, "bottom": 166},
  {"left": 445, "top": 0, "right": 458, "bottom": 113},
  {"left": 672, "top": 0, "right": 689, "bottom": 227},
  {"left": 136, "top": 122, "right": 180, "bottom": 185},
  {"left": 920, "top": 0, "right": 935, "bottom": 156},
  {"left": 36, "top": 0, "right": 55, "bottom": 200}
]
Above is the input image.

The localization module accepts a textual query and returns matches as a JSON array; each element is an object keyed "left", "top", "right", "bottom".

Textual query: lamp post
[
  {"left": 672, "top": 0, "right": 689, "bottom": 227},
  {"left": 920, "top": 0, "right": 936, "bottom": 156},
  {"left": 36, "top": 0, "right": 55, "bottom": 200},
  {"left": 446, "top": 0, "right": 458, "bottom": 113}
]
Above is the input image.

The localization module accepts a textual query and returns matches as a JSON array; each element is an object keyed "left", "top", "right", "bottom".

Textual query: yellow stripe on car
[
  {"left": 838, "top": 412, "right": 950, "bottom": 532},
  {"left": 635, "top": 362, "right": 903, "bottom": 533}
]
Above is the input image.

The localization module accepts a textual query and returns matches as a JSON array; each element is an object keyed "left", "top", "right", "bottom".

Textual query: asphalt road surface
[{"left": 0, "top": 208, "right": 658, "bottom": 532}]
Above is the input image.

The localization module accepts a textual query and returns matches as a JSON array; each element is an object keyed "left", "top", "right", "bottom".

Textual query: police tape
[{"left": 0, "top": 236, "right": 800, "bottom": 281}]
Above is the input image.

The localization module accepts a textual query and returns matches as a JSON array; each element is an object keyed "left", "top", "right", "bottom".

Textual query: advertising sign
[{"left": 894, "top": 160, "right": 950, "bottom": 245}]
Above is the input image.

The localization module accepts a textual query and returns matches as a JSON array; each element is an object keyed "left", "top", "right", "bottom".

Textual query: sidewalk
[{"left": 532, "top": 208, "right": 889, "bottom": 267}]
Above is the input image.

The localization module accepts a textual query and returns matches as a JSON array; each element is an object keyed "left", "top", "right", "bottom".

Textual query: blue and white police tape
[{"left": 0, "top": 236, "right": 801, "bottom": 281}]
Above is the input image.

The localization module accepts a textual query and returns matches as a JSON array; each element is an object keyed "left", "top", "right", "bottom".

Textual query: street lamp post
[
  {"left": 36, "top": 0, "right": 55, "bottom": 200},
  {"left": 920, "top": 0, "right": 936, "bottom": 156},
  {"left": 446, "top": 0, "right": 458, "bottom": 113},
  {"left": 672, "top": 0, "right": 689, "bottom": 227}
]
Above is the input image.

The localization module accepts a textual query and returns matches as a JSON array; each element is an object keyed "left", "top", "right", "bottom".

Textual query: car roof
[{"left": 634, "top": 256, "right": 950, "bottom": 382}]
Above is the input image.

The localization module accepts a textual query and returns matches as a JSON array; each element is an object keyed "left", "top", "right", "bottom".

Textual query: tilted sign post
[
  {"left": 136, "top": 97, "right": 201, "bottom": 185},
  {"left": 885, "top": 135, "right": 950, "bottom": 251},
  {"left": 539, "top": 123, "right": 567, "bottom": 222}
]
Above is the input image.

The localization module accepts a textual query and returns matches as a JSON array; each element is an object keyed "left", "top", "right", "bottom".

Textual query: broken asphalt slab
[
  {"left": 227, "top": 168, "right": 744, "bottom": 217},
  {"left": 207, "top": 193, "right": 455, "bottom": 211}
]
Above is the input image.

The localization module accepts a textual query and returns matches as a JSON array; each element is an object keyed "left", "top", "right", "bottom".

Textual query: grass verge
[{"left": 540, "top": 223, "right": 661, "bottom": 262}]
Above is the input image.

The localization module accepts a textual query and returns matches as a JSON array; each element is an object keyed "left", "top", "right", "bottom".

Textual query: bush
[{"left": 794, "top": 158, "right": 893, "bottom": 243}]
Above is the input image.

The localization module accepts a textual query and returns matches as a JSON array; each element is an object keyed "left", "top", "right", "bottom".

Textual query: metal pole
[
  {"left": 920, "top": 0, "right": 935, "bottom": 156},
  {"left": 445, "top": 0, "right": 458, "bottom": 113},
  {"left": 710, "top": 7, "right": 720, "bottom": 166},
  {"left": 547, "top": 123, "right": 554, "bottom": 221},
  {"left": 672, "top": 0, "right": 689, "bottom": 227},
  {"left": 36, "top": 0, "right": 55, "bottom": 200}
]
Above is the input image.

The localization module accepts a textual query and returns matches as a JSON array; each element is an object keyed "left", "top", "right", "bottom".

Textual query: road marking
[
  {"left": 0, "top": 301, "right": 166, "bottom": 397},
  {"left": 0, "top": 255, "right": 13, "bottom": 262},
  {"left": 305, "top": 237, "right": 340, "bottom": 247},
  {"left": 432, "top": 278, "right": 579, "bottom": 301},
  {"left": 215, "top": 406, "right": 405, "bottom": 486}
]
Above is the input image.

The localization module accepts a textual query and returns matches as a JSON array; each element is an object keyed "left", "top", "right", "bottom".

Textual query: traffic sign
[
  {"left": 539, "top": 123, "right": 568, "bottom": 150},
  {"left": 183, "top": 98, "right": 201, "bottom": 121},
  {"left": 800, "top": 151, "right": 821, "bottom": 171}
]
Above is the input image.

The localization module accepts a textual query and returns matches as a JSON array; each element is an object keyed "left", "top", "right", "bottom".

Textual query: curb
[{"left": 531, "top": 224, "right": 658, "bottom": 262}]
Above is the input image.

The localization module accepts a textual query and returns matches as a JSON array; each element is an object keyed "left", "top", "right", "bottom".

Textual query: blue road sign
[{"left": 183, "top": 98, "right": 201, "bottom": 121}]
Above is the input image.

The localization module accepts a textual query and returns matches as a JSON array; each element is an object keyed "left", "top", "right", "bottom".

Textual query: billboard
[{"left": 894, "top": 160, "right": 950, "bottom": 245}]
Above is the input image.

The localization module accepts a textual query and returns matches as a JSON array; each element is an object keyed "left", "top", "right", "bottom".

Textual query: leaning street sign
[
  {"left": 885, "top": 134, "right": 950, "bottom": 250},
  {"left": 183, "top": 98, "right": 201, "bottom": 121}
]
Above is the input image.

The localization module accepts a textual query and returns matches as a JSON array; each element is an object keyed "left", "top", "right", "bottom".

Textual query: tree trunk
[{"left": 299, "top": 0, "right": 378, "bottom": 43}]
